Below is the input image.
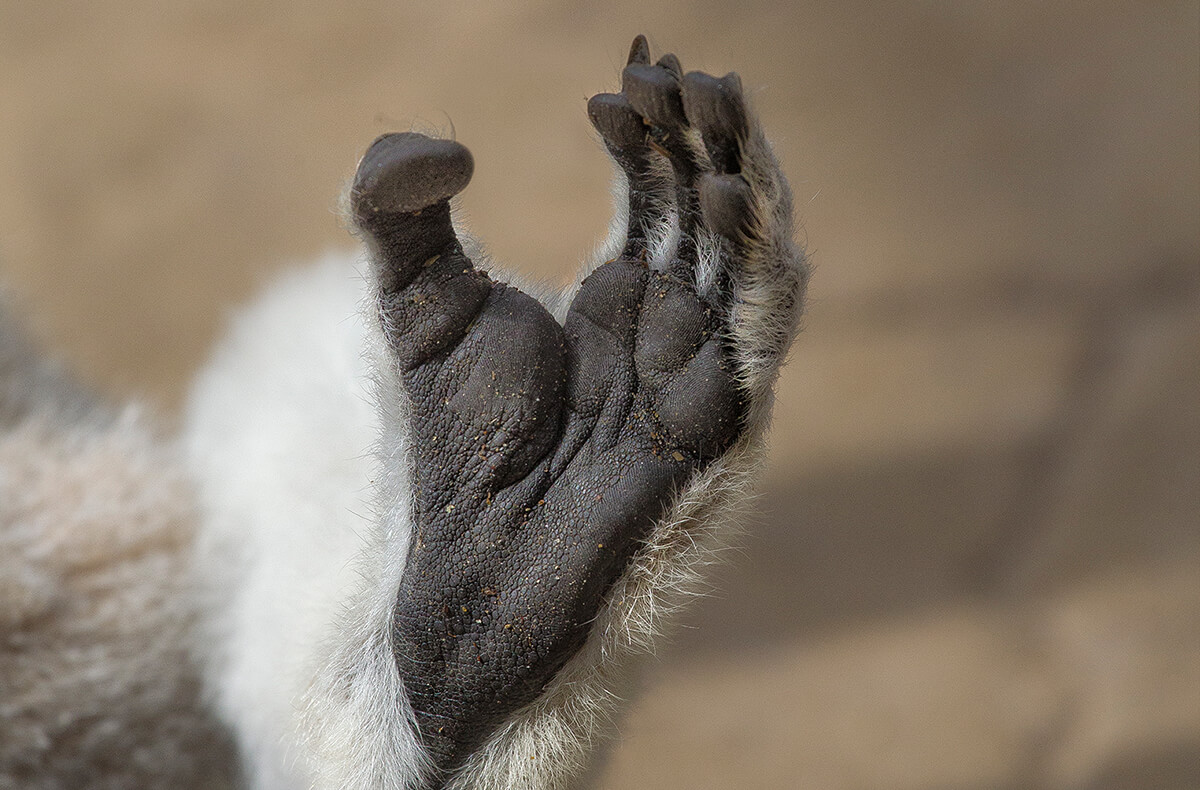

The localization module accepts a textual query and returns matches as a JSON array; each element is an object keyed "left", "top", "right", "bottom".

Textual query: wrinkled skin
[{"left": 351, "top": 36, "right": 781, "bottom": 780}]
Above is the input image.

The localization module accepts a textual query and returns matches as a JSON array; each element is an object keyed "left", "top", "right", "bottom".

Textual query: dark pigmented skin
[{"left": 351, "top": 35, "right": 756, "bottom": 782}]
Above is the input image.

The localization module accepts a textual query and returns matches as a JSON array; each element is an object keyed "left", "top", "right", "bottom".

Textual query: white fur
[{"left": 184, "top": 253, "right": 414, "bottom": 789}]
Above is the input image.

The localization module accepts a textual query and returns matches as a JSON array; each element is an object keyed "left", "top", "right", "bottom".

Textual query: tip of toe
[
  {"left": 720, "top": 71, "right": 744, "bottom": 96},
  {"left": 628, "top": 35, "right": 650, "bottom": 66},
  {"left": 588, "top": 93, "right": 646, "bottom": 147},
  {"left": 656, "top": 53, "right": 683, "bottom": 77},
  {"left": 622, "top": 63, "right": 686, "bottom": 128},
  {"left": 352, "top": 133, "right": 474, "bottom": 217},
  {"left": 682, "top": 71, "right": 749, "bottom": 144}
]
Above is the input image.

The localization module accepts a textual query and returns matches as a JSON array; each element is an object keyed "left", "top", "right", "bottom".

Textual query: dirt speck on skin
[{"left": 1, "top": 3, "right": 1197, "bottom": 788}]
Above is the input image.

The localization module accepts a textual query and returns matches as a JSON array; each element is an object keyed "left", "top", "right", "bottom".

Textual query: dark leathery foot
[
  {"left": 390, "top": 262, "right": 743, "bottom": 779},
  {"left": 369, "top": 36, "right": 764, "bottom": 784}
]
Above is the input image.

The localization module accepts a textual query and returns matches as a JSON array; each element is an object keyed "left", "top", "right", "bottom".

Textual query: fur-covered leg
[{"left": 0, "top": 304, "right": 98, "bottom": 429}]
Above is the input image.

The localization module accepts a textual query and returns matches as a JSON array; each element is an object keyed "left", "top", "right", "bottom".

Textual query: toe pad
[
  {"left": 353, "top": 133, "right": 474, "bottom": 218},
  {"left": 588, "top": 93, "right": 647, "bottom": 150}
]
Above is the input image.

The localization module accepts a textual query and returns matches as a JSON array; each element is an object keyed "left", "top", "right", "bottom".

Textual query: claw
[
  {"left": 656, "top": 53, "right": 683, "bottom": 78},
  {"left": 627, "top": 34, "right": 651, "bottom": 66}
]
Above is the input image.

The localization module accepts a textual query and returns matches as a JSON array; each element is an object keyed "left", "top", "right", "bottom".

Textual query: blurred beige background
[{"left": 1, "top": 2, "right": 1197, "bottom": 788}]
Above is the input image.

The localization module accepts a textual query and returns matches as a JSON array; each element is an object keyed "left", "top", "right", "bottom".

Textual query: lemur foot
[{"left": 350, "top": 34, "right": 806, "bottom": 783}]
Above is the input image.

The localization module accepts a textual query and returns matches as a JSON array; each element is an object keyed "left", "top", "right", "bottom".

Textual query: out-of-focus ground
[{"left": 1, "top": 3, "right": 1197, "bottom": 788}]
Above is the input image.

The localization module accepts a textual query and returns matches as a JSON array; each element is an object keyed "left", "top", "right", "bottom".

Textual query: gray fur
[{"left": 0, "top": 303, "right": 236, "bottom": 789}]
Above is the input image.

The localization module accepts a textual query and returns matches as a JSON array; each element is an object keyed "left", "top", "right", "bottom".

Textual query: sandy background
[{"left": 1, "top": 2, "right": 1197, "bottom": 788}]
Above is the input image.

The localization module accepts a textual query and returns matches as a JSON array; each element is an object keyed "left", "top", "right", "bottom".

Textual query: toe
[
  {"left": 352, "top": 132, "right": 474, "bottom": 219},
  {"left": 681, "top": 72, "right": 747, "bottom": 173},
  {"left": 627, "top": 34, "right": 650, "bottom": 66},
  {"left": 587, "top": 92, "right": 647, "bottom": 150},
  {"left": 656, "top": 53, "right": 683, "bottom": 78},
  {"left": 622, "top": 63, "right": 687, "bottom": 132}
]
